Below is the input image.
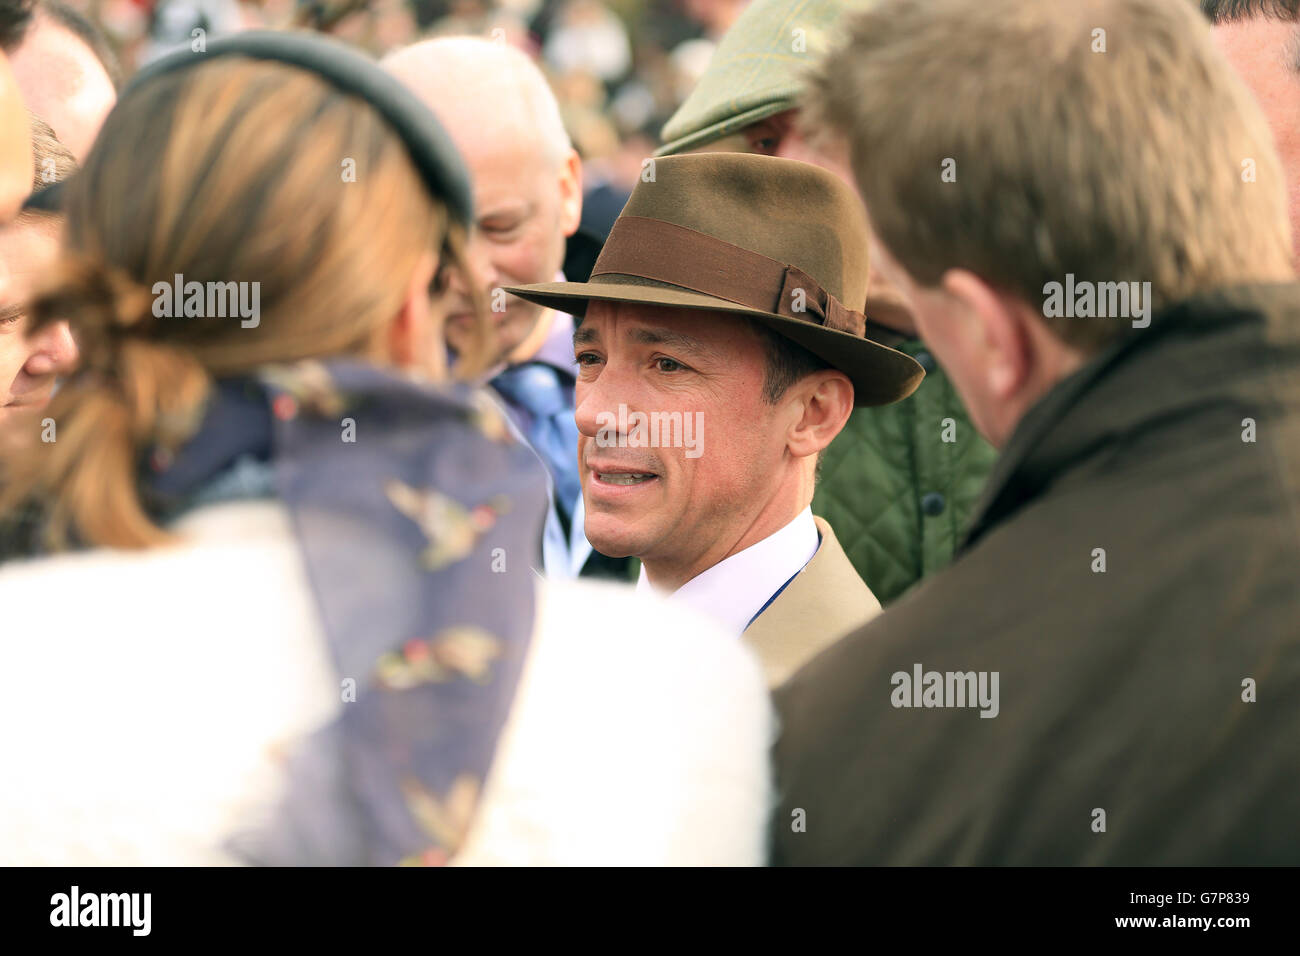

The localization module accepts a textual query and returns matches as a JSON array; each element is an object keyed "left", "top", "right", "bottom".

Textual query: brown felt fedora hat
[{"left": 506, "top": 153, "right": 924, "bottom": 407}]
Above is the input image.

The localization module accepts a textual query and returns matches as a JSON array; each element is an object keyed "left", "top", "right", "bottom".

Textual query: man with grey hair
[
  {"left": 774, "top": 0, "right": 1300, "bottom": 864},
  {"left": 384, "top": 37, "right": 623, "bottom": 580}
]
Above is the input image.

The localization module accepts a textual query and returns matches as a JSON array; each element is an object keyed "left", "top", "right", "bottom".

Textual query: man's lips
[
  {"left": 593, "top": 472, "right": 658, "bottom": 486},
  {"left": 1, "top": 396, "right": 47, "bottom": 411},
  {"left": 586, "top": 460, "right": 662, "bottom": 490}
]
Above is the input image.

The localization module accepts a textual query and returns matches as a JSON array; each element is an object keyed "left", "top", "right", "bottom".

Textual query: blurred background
[{"left": 66, "top": 0, "right": 752, "bottom": 226}]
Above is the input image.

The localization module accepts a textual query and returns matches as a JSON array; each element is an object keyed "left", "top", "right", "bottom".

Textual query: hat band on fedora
[{"left": 591, "top": 217, "right": 866, "bottom": 337}]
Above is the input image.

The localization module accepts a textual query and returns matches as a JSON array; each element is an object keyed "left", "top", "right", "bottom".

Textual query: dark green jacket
[
  {"left": 774, "top": 284, "right": 1300, "bottom": 865},
  {"left": 813, "top": 328, "right": 996, "bottom": 604}
]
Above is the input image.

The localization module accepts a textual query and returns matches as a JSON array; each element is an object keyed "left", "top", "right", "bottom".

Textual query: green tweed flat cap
[{"left": 657, "top": 0, "right": 864, "bottom": 157}]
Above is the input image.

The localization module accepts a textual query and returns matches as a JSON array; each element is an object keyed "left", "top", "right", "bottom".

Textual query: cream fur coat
[{"left": 0, "top": 501, "right": 773, "bottom": 865}]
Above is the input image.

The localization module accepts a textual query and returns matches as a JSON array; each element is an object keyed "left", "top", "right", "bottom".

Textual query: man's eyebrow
[
  {"left": 573, "top": 322, "right": 720, "bottom": 358},
  {"left": 479, "top": 200, "right": 532, "bottom": 222},
  {"left": 629, "top": 326, "right": 717, "bottom": 358}
]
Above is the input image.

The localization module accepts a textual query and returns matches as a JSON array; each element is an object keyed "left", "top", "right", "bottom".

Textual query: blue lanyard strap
[{"left": 743, "top": 530, "right": 821, "bottom": 631}]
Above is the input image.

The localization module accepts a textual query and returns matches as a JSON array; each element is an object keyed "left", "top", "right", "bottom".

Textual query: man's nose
[
  {"left": 22, "top": 320, "right": 78, "bottom": 376},
  {"left": 448, "top": 229, "right": 500, "bottom": 299},
  {"left": 574, "top": 357, "right": 638, "bottom": 441},
  {"left": 775, "top": 133, "right": 817, "bottom": 166}
]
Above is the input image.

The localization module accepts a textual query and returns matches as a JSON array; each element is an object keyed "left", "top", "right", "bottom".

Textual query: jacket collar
[
  {"left": 960, "top": 281, "right": 1300, "bottom": 553},
  {"left": 743, "top": 516, "right": 882, "bottom": 687}
]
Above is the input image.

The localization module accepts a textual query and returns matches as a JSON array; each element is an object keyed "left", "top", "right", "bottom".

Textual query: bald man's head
[
  {"left": 9, "top": 4, "right": 115, "bottom": 162},
  {"left": 384, "top": 37, "right": 572, "bottom": 168},
  {"left": 383, "top": 37, "right": 583, "bottom": 366}
]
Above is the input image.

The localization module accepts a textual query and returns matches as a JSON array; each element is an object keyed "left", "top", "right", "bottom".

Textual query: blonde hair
[
  {"left": 1, "top": 56, "right": 487, "bottom": 550},
  {"left": 807, "top": 0, "right": 1294, "bottom": 351}
]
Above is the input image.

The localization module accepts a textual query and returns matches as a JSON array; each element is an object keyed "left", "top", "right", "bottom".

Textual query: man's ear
[
  {"left": 786, "top": 369, "right": 854, "bottom": 459},
  {"left": 941, "top": 269, "right": 1032, "bottom": 400},
  {"left": 557, "top": 147, "right": 583, "bottom": 238}
]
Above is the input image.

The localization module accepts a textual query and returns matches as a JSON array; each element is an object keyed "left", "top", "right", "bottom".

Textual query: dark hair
[
  {"left": 40, "top": 0, "right": 122, "bottom": 88},
  {"left": 755, "top": 324, "right": 832, "bottom": 404},
  {"left": 0, "top": 0, "right": 33, "bottom": 51},
  {"left": 1200, "top": 0, "right": 1300, "bottom": 21}
]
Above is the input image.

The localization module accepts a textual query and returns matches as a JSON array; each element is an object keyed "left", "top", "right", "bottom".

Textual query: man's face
[
  {"left": 868, "top": 226, "right": 1090, "bottom": 449},
  {"left": 732, "top": 108, "right": 855, "bottom": 182},
  {"left": 867, "top": 230, "right": 1004, "bottom": 444},
  {"left": 0, "top": 218, "right": 76, "bottom": 421},
  {"left": 573, "top": 301, "right": 789, "bottom": 569},
  {"left": 0, "top": 53, "right": 32, "bottom": 223},
  {"left": 8, "top": 13, "right": 116, "bottom": 163},
  {"left": 442, "top": 128, "right": 581, "bottom": 366},
  {"left": 1212, "top": 18, "right": 1300, "bottom": 270}
]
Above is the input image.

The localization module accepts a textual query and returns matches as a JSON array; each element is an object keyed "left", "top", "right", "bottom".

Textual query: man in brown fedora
[
  {"left": 509, "top": 152, "right": 923, "bottom": 686},
  {"left": 658, "top": 0, "right": 997, "bottom": 609}
]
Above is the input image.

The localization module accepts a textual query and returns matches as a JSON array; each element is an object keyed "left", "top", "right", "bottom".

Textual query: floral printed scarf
[{"left": 144, "top": 359, "right": 548, "bottom": 865}]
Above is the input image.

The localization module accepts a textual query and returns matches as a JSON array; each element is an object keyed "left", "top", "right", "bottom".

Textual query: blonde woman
[{"left": 0, "top": 32, "right": 771, "bottom": 866}]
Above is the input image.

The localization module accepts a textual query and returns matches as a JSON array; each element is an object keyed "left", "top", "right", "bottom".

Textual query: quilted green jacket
[{"left": 812, "top": 335, "right": 996, "bottom": 605}]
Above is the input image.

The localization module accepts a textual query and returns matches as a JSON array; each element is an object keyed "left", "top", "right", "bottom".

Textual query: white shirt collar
[{"left": 636, "top": 507, "right": 820, "bottom": 635}]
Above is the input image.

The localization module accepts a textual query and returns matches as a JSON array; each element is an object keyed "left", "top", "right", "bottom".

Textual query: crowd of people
[
  {"left": 31, "top": 0, "right": 745, "bottom": 220},
  {"left": 0, "top": 0, "right": 1296, "bottom": 865}
]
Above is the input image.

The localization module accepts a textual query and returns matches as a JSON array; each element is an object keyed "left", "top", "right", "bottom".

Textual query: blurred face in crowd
[
  {"left": 1211, "top": 17, "right": 1300, "bottom": 272},
  {"left": 384, "top": 40, "right": 583, "bottom": 368},
  {"left": 683, "top": 0, "right": 750, "bottom": 36},
  {"left": 696, "top": 107, "right": 916, "bottom": 333},
  {"left": 574, "top": 301, "right": 843, "bottom": 589},
  {"left": 8, "top": 10, "right": 115, "bottom": 163},
  {"left": 448, "top": 125, "right": 582, "bottom": 364},
  {"left": 0, "top": 54, "right": 32, "bottom": 223},
  {"left": 0, "top": 215, "right": 76, "bottom": 420},
  {"left": 729, "top": 109, "right": 854, "bottom": 181}
]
